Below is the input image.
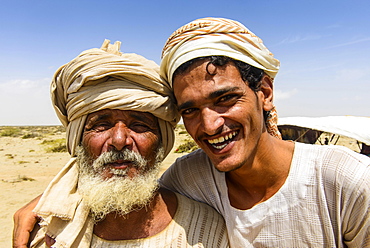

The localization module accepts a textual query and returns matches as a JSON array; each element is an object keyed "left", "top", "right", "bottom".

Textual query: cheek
[
  {"left": 182, "top": 117, "right": 199, "bottom": 139},
  {"left": 82, "top": 133, "right": 107, "bottom": 159},
  {"left": 135, "top": 133, "right": 160, "bottom": 158}
]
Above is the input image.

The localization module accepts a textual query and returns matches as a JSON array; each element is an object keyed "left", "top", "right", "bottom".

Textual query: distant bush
[
  {"left": 0, "top": 127, "right": 22, "bottom": 137},
  {"left": 42, "top": 138, "right": 67, "bottom": 153},
  {"left": 22, "top": 132, "right": 41, "bottom": 139},
  {"left": 175, "top": 139, "right": 199, "bottom": 153},
  {"left": 175, "top": 124, "right": 187, "bottom": 133}
]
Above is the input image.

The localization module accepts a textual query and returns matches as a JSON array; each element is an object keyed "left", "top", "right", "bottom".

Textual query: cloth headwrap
[
  {"left": 160, "top": 17, "right": 281, "bottom": 138},
  {"left": 52, "top": 39, "right": 180, "bottom": 157}
]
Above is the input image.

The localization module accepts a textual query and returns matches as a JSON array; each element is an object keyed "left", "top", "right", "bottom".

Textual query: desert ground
[
  {"left": 0, "top": 125, "right": 361, "bottom": 247},
  {"left": 0, "top": 125, "right": 195, "bottom": 247}
]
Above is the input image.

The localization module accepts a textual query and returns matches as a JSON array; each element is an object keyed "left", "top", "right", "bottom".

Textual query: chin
[{"left": 212, "top": 159, "right": 244, "bottom": 173}]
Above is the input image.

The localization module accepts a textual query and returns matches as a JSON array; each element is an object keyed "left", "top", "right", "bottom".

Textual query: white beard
[{"left": 76, "top": 145, "right": 164, "bottom": 222}]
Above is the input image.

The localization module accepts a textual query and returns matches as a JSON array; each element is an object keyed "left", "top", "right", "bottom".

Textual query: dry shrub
[
  {"left": 0, "top": 127, "right": 22, "bottom": 137},
  {"left": 22, "top": 132, "right": 41, "bottom": 139},
  {"left": 175, "top": 139, "right": 199, "bottom": 153},
  {"left": 41, "top": 138, "right": 67, "bottom": 153}
]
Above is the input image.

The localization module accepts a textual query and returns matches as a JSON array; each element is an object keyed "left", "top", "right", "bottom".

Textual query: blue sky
[{"left": 1, "top": 0, "right": 369, "bottom": 125}]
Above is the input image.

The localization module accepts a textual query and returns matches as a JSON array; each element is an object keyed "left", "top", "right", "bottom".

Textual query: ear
[{"left": 260, "top": 75, "right": 274, "bottom": 111}]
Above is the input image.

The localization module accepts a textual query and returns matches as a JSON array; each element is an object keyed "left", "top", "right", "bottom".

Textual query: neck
[
  {"left": 93, "top": 188, "right": 177, "bottom": 240},
  {"left": 226, "top": 135, "right": 295, "bottom": 209}
]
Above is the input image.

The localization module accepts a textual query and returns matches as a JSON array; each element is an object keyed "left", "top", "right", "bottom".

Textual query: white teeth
[
  {"left": 213, "top": 143, "right": 228, "bottom": 149},
  {"left": 208, "top": 131, "right": 237, "bottom": 147},
  {"left": 110, "top": 168, "right": 128, "bottom": 176}
]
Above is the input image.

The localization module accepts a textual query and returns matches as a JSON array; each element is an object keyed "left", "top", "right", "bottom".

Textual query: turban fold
[
  {"left": 160, "top": 17, "right": 281, "bottom": 138},
  {"left": 52, "top": 39, "right": 180, "bottom": 157}
]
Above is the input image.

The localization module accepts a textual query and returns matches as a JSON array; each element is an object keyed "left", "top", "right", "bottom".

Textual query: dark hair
[
  {"left": 173, "top": 56, "right": 265, "bottom": 92},
  {"left": 173, "top": 56, "right": 270, "bottom": 121}
]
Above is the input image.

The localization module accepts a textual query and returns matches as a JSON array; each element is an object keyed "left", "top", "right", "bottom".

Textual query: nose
[
  {"left": 108, "top": 122, "right": 133, "bottom": 151},
  {"left": 200, "top": 108, "right": 224, "bottom": 136}
]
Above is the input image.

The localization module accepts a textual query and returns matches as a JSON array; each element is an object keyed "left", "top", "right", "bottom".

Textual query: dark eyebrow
[
  {"left": 178, "top": 86, "right": 240, "bottom": 111},
  {"left": 209, "top": 87, "right": 240, "bottom": 99},
  {"left": 178, "top": 101, "right": 196, "bottom": 112}
]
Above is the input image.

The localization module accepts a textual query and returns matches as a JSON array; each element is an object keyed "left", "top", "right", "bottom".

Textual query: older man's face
[
  {"left": 77, "top": 109, "right": 163, "bottom": 220},
  {"left": 82, "top": 109, "right": 161, "bottom": 179}
]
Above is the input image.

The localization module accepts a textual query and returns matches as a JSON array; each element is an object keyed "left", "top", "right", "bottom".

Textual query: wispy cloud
[
  {"left": 326, "top": 37, "right": 370, "bottom": 49},
  {"left": 0, "top": 78, "right": 58, "bottom": 125},
  {"left": 0, "top": 79, "right": 47, "bottom": 91},
  {"left": 274, "top": 89, "right": 298, "bottom": 101},
  {"left": 278, "top": 34, "right": 323, "bottom": 45}
]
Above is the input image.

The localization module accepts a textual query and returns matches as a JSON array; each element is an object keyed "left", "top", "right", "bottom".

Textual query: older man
[
  {"left": 20, "top": 40, "right": 228, "bottom": 247},
  {"left": 158, "top": 18, "right": 370, "bottom": 247}
]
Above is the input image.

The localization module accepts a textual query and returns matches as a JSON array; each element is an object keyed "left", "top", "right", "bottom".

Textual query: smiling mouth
[
  {"left": 206, "top": 131, "right": 238, "bottom": 150},
  {"left": 106, "top": 160, "right": 131, "bottom": 176}
]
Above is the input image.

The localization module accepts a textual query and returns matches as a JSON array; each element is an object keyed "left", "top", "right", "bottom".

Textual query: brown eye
[
  {"left": 217, "top": 94, "right": 240, "bottom": 106},
  {"left": 181, "top": 108, "right": 198, "bottom": 116},
  {"left": 130, "top": 123, "right": 152, "bottom": 133},
  {"left": 219, "top": 94, "right": 236, "bottom": 102},
  {"left": 91, "top": 122, "right": 112, "bottom": 132}
]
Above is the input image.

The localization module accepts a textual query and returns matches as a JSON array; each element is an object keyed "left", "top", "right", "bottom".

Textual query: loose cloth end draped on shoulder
[
  {"left": 160, "top": 17, "right": 281, "bottom": 138},
  {"left": 52, "top": 39, "right": 180, "bottom": 157}
]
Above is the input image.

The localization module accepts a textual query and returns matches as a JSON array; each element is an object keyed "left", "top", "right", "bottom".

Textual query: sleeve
[
  {"left": 341, "top": 160, "right": 370, "bottom": 247},
  {"left": 323, "top": 147, "right": 370, "bottom": 247},
  {"left": 158, "top": 149, "right": 224, "bottom": 212}
]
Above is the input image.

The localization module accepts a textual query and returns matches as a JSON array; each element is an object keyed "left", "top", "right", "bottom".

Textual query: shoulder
[
  {"left": 294, "top": 142, "right": 370, "bottom": 191},
  {"left": 294, "top": 142, "right": 370, "bottom": 168},
  {"left": 160, "top": 149, "right": 213, "bottom": 183},
  {"left": 176, "top": 192, "right": 222, "bottom": 216},
  {"left": 174, "top": 193, "right": 228, "bottom": 246},
  {"left": 159, "top": 149, "right": 224, "bottom": 205},
  {"left": 175, "top": 148, "right": 211, "bottom": 165}
]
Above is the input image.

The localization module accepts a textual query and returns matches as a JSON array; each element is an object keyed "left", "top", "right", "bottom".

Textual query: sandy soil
[
  {"left": 0, "top": 126, "right": 190, "bottom": 247},
  {"left": 0, "top": 125, "right": 361, "bottom": 247}
]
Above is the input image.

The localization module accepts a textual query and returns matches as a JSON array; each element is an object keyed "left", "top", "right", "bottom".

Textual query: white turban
[
  {"left": 52, "top": 39, "right": 180, "bottom": 157},
  {"left": 160, "top": 17, "right": 280, "bottom": 85},
  {"left": 160, "top": 17, "right": 281, "bottom": 139}
]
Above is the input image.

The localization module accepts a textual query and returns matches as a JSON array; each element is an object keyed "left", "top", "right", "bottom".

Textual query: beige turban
[
  {"left": 52, "top": 39, "right": 180, "bottom": 157},
  {"left": 160, "top": 17, "right": 281, "bottom": 138}
]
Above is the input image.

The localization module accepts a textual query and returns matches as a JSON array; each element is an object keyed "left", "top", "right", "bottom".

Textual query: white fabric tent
[{"left": 278, "top": 116, "right": 370, "bottom": 145}]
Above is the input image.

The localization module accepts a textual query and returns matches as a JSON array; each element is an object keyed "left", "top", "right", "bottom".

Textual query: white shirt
[{"left": 159, "top": 143, "right": 370, "bottom": 247}]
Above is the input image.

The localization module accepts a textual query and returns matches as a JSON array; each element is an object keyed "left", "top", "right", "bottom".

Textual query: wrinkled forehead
[{"left": 85, "top": 109, "right": 159, "bottom": 128}]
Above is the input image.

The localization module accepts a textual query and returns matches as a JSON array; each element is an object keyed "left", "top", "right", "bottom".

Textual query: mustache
[{"left": 92, "top": 149, "right": 148, "bottom": 171}]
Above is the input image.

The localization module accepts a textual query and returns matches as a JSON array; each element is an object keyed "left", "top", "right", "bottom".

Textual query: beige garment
[
  {"left": 160, "top": 17, "right": 281, "bottom": 138},
  {"left": 52, "top": 39, "right": 180, "bottom": 157},
  {"left": 90, "top": 193, "right": 229, "bottom": 248},
  {"left": 31, "top": 160, "right": 229, "bottom": 248},
  {"left": 31, "top": 159, "right": 92, "bottom": 248}
]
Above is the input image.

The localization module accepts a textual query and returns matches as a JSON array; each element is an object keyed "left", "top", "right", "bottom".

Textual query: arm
[{"left": 13, "top": 194, "right": 42, "bottom": 248}]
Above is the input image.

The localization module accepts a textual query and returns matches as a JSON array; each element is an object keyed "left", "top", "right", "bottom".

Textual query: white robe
[{"left": 159, "top": 143, "right": 370, "bottom": 247}]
